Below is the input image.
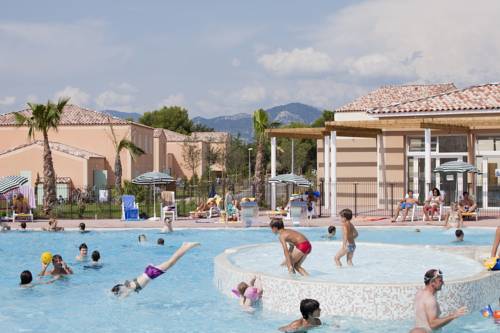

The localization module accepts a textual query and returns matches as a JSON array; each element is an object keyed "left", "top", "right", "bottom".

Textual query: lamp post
[{"left": 248, "top": 148, "right": 253, "bottom": 188}]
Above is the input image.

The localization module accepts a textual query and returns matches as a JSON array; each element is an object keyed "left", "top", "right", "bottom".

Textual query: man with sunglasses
[{"left": 413, "top": 269, "right": 467, "bottom": 332}]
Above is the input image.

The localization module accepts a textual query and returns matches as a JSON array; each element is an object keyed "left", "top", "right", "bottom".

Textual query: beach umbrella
[
  {"left": 268, "top": 173, "right": 312, "bottom": 187},
  {"left": 0, "top": 175, "right": 28, "bottom": 194},
  {"left": 132, "top": 172, "right": 175, "bottom": 220},
  {"left": 433, "top": 161, "right": 480, "bottom": 173}
]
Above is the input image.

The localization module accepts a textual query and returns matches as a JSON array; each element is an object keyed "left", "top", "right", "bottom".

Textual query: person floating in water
[
  {"left": 454, "top": 229, "right": 464, "bottom": 242},
  {"left": 138, "top": 234, "right": 147, "bottom": 243},
  {"left": 111, "top": 242, "right": 200, "bottom": 298},
  {"left": 20, "top": 270, "right": 56, "bottom": 287},
  {"left": 76, "top": 243, "right": 88, "bottom": 261},
  {"left": 84, "top": 250, "right": 102, "bottom": 269},
  {"left": 335, "top": 208, "right": 358, "bottom": 267},
  {"left": 232, "top": 276, "right": 263, "bottom": 310},
  {"left": 321, "top": 225, "right": 336, "bottom": 240},
  {"left": 413, "top": 269, "right": 467, "bottom": 332},
  {"left": 79, "top": 222, "right": 90, "bottom": 233},
  {"left": 279, "top": 299, "right": 322, "bottom": 332},
  {"left": 270, "top": 218, "right": 311, "bottom": 276}
]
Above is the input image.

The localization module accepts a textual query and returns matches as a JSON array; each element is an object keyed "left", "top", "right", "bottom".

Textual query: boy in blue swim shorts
[{"left": 391, "top": 190, "right": 419, "bottom": 222}]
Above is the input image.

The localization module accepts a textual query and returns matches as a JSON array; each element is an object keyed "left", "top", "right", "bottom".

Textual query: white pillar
[
  {"left": 482, "top": 158, "right": 488, "bottom": 208},
  {"left": 271, "top": 136, "right": 277, "bottom": 210},
  {"left": 457, "top": 156, "right": 463, "bottom": 202},
  {"left": 424, "top": 128, "right": 431, "bottom": 195},
  {"left": 324, "top": 136, "right": 330, "bottom": 210},
  {"left": 330, "top": 131, "right": 337, "bottom": 216}
]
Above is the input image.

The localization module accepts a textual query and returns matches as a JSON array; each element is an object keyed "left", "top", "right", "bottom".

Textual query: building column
[
  {"left": 324, "top": 135, "right": 330, "bottom": 211},
  {"left": 377, "top": 133, "right": 387, "bottom": 209},
  {"left": 424, "top": 128, "right": 432, "bottom": 195},
  {"left": 467, "top": 132, "right": 476, "bottom": 195},
  {"left": 482, "top": 158, "right": 488, "bottom": 208},
  {"left": 271, "top": 136, "right": 277, "bottom": 210},
  {"left": 330, "top": 131, "right": 337, "bottom": 216}
]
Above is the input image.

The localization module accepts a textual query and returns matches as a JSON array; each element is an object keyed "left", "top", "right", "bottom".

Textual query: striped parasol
[
  {"left": 131, "top": 172, "right": 175, "bottom": 185},
  {"left": 0, "top": 175, "right": 29, "bottom": 194},
  {"left": 268, "top": 173, "right": 312, "bottom": 187},
  {"left": 433, "top": 161, "right": 480, "bottom": 173}
]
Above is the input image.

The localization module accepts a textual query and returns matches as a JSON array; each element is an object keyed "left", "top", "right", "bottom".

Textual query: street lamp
[{"left": 248, "top": 148, "right": 253, "bottom": 187}]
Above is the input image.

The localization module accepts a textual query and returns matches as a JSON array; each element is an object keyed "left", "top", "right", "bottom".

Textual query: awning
[
  {"left": 433, "top": 161, "right": 480, "bottom": 173},
  {"left": 0, "top": 176, "right": 28, "bottom": 194},
  {"left": 268, "top": 173, "right": 312, "bottom": 187}
]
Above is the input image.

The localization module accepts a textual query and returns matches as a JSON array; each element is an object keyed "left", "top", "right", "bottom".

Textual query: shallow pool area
[{"left": 0, "top": 227, "right": 498, "bottom": 332}]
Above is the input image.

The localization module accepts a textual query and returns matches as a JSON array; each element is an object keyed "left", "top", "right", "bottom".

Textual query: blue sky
[{"left": 1, "top": 0, "right": 499, "bottom": 117}]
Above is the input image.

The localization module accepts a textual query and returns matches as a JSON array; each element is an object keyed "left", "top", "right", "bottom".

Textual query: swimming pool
[{"left": 0, "top": 227, "right": 497, "bottom": 332}]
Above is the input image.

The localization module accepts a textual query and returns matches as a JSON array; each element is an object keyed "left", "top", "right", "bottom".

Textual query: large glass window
[
  {"left": 439, "top": 135, "right": 467, "bottom": 153},
  {"left": 477, "top": 136, "right": 500, "bottom": 152},
  {"left": 408, "top": 137, "right": 437, "bottom": 152}
]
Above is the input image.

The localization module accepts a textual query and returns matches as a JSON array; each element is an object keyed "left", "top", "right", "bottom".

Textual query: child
[
  {"left": 444, "top": 202, "right": 463, "bottom": 229},
  {"left": 232, "top": 276, "right": 263, "bottom": 309},
  {"left": 157, "top": 238, "right": 165, "bottom": 245},
  {"left": 84, "top": 251, "right": 102, "bottom": 269},
  {"left": 327, "top": 226, "right": 336, "bottom": 239},
  {"left": 42, "top": 218, "right": 64, "bottom": 232},
  {"left": 161, "top": 217, "right": 173, "bottom": 233},
  {"left": 79, "top": 222, "right": 90, "bottom": 233},
  {"left": 455, "top": 229, "right": 464, "bottom": 242},
  {"left": 279, "top": 299, "right": 321, "bottom": 332},
  {"left": 335, "top": 208, "right": 358, "bottom": 267},
  {"left": 20, "top": 222, "right": 27, "bottom": 231},
  {"left": 138, "top": 234, "right": 147, "bottom": 243},
  {"left": 76, "top": 243, "right": 88, "bottom": 261},
  {"left": 270, "top": 218, "right": 312, "bottom": 276}
]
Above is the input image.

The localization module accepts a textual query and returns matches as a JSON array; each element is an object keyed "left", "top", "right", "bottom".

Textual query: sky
[{"left": 1, "top": 0, "right": 499, "bottom": 117}]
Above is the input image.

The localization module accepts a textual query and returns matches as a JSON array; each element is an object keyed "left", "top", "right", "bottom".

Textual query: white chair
[
  {"left": 421, "top": 191, "right": 445, "bottom": 222},
  {"left": 160, "top": 191, "right": 177, "bottom": 222},
  {"left": 395, "top": 193, "right": 419, "bottom": 222}
]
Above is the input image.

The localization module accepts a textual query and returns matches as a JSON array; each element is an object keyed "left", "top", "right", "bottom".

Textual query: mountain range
[{"left": 101, "top": 102, "right": 322, "bottom": 141}]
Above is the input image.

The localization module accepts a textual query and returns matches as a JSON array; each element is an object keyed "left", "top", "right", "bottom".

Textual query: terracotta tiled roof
[
  {"left": 192, "top": 131, "right": 230, "bottom": 142},
  {"left": 336, "top": 83, "right": 457, "bottom": 113},
  {"left": 0, "top": 104, "right": 130, "bottom": 126},
  {"left": 163, "top": 129, "right": 188, "bottom": 141},
  {"left": 370, "top": 83, "right": 500, "bottom": 114},
  {"left": 0, "top": 140, "right": 104, "bottom": 160}
]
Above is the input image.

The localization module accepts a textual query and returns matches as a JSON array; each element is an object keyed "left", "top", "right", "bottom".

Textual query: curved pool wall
[{"left": 214, "top": 242, "right": 500, "bottom": 320}]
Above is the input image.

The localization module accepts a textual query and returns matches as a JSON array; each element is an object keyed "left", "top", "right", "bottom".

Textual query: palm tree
[
  {"left": 108, "top": 120, "right": 145, "bottom": 192},
  {"left": 252, "top": 109, "right": 279, "bottom": 205},
  {"left": 15, "top": 98, "right": 70, "bottom": 215}
]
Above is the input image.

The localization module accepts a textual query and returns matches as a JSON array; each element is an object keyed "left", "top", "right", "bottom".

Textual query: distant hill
[
  {"left": 193, "top": 103, "right": 321, "bottom": 141},
  {"left": 101, "top": 110, "right": 142, "bottom": 122}
]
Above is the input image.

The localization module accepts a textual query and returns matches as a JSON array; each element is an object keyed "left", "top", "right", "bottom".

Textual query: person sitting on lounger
[
  {"left": 191, "top": 198, "right": 217, "bottom": 218},
  {"left": 111, "top": 242, "right": 199, "bottom": 298},
  {"left": 392, "top": 190, "right": 419, "bottom": 222},
  {"left": 12, "top": 193, "right": 29, "bottom": 214},
  {"left": 458, "top": 192, "right": 477, "bottom": 214},
  {"left": 423, "top": 188, "right": 443, "bottom": 222}
]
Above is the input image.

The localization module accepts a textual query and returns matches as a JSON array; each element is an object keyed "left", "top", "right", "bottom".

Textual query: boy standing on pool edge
[
  {"left": 335, "top": 208, "right": 358, "bottom": 267},
  {"left": 270, "top": 218, "right": 312, "bottom": 276}
]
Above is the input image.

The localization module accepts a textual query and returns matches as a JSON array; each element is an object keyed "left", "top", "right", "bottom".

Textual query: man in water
[
  {"left": 39, "top": 254, "right": 73, "bottom": 277},
  {"left": 111, "top": 242, "right": 199, "bottom": 298},
  {"left": 270, "top": 218, "right": 311, "bottom": 276},
  {"left": 413, "top": 269, "right": 467, "bottom": 332}
]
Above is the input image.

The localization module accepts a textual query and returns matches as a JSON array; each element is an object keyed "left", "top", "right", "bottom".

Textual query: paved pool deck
[{"left": 4, "top": 212, "right": 500, "bottom": 230}]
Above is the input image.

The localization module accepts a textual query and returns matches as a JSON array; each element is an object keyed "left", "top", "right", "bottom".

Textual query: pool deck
[{"left": 4, "top": 212, "right": 500, "bottom": 230}]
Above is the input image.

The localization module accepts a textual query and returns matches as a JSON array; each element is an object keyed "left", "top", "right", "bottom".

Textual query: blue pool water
[{"left": 0, "top": 227, "right": 498, "bottom": 333}]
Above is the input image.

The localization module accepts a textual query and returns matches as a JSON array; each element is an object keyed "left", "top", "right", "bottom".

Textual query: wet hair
[
  {"left": 20, "top": 222, "right": 27, "bottom": 229},
  {"left": 79, "top": 222, "right": 86, "bottom": 231},
  {"left": 424, "top": 269, "right": 443, "bottom": 285},
  {"left": 79, "top": 243, "right": 88, "bottom": 250},
  {"left": 269, "top": 219, "right": 284, "bottom": 230},
  {"left": 432, "top": 188, "right": 440, "bottom": 196},
  {"left": 157, "top": 238, "right": 165, "bottom": 245},
  {"left": 328, "top": 226, "right": 336, "bottom": 234},
  {"left": 20, "top": 270, "right": 33, "bottom": 285},
  {"left": 52, "top": 254, "right": 62, "bottom": 264},
  {"left": 237, "top": 281, "right": 249, "bottom": 296},
  {"left": 111, "top": 284, "right": 124, "bottom": 295},
  {"left": 138, "top": 234, "right": 147, "bottom": 242},
  {"left": 300, "top": 299, "right": 320, "bottom": 319},
  {"left": 339, "top": 208, "right": 353, "bottom": 220},
  {"left": 455, "top": 229, "right": 464, "bottom": 238},
  {"left": 91, "top": 250, "right": 100, "bottom": 262}
]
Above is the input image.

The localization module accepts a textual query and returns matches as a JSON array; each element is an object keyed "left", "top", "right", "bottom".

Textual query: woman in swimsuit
[{"left": 111, "top": 242, "right": 200, "bottom": 298}]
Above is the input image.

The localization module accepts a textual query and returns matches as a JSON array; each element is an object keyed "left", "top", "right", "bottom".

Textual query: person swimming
[
  {"left": 111, "top": 242, "right": 199, "bottom": 298},
  {"left": 84, "top": 251, "right": 102, "bottom": 269}
]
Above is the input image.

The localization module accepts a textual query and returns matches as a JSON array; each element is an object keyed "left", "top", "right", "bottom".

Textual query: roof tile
[{"left": 0, "top": 140, "right": 105, "bottom": 160}]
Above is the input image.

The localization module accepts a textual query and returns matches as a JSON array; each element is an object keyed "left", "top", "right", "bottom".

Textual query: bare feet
[{"left": 335, "top": 258, "right": 342, "bottom": 267}]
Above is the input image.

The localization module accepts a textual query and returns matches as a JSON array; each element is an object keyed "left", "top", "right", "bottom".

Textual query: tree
[
  {"left": 139, "top": 106, "right": 213, "bottom": 134},
  {"left": 108, "top": 120, "right": 145, "bottom": 192},
  {"left": 225, "top": 134, "right": 250, "bottom": 184},
  {"left": 252, "top": 109, "right": 274, "bottom": 205},
  {"left": 181, "top": 137, "right": 202, "bottom": 180},
  {"left": 15, "top": 97, "right": 70, "bottom": 215},
  {"left": 311, "top": 110, "right": 335, "bottom": 127},
  {"left": 278, "top": 123, "right": 315, "bottom": 175}
]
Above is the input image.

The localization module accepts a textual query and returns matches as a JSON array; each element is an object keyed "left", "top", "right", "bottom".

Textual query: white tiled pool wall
[{"left": 214, "top": 244, "right": 500, "bottom": 320}]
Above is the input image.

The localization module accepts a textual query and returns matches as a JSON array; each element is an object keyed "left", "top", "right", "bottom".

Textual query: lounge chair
[
  {"left": 420, "top": 191, "right": 445, "bottom": 222},
  {"left": 121, "top": 195, "right": 140, "bottom": 221},
  {"left": 13, "top": 209, "right": 33, "bottom": 222},
  {"left": 160, "top": 191, "right": 177, "bottom": 222},
  {"left": 394, "top": 193, "right": 419, "bottom": 222}
]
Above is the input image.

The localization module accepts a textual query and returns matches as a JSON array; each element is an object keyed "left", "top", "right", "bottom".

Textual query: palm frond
[{"left": 117, "top": 139, "right": 145, "bottom": 160}]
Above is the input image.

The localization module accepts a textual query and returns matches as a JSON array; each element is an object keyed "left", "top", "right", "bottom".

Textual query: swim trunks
[
  {"left": 296, "top": 240, "right": 312, "bottom": 254},
  {"left": 347, "top": 243, "right": 356, "bottom": 253},
  {"left": 144, "top": 265, "right": 165, "bottom": 279},
  {"left": 400, "top": 202, "right": 413, "bottom": 209}
]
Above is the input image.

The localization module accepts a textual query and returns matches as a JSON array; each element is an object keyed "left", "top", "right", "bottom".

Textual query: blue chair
[{"left": 121, "top": 195, "right": 139, "bottom": 221}]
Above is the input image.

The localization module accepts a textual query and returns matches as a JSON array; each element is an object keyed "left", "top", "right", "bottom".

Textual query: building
[
  {"left": 267, "top": 83, "right": 500, "bottom": 213},
  {"left": 0, "top": 104, "right": 229, "bottom": 190}
]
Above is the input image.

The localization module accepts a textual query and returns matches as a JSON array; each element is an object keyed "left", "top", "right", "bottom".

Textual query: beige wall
[
  {"left": 153, "top": 135, "right": 167, "bottom": 172},
  {"left": 130, "top": 125, "right": 154, "bottom": 178},
  {"left": 166, "top": 141, "right": 207, "bottom": 179},
  {"left": 0, "top": 144, "right": 105, "bottom": 187}
]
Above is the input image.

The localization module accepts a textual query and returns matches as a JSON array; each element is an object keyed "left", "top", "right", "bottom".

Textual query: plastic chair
[
  {"left": 395, "top": 193, "right": 419, "bottom": 222},
  {"left": 121, "top": 195, "right": 139, "bottom": 221},
  {"left": 160, "top": 191, "right": 177, "bottom": 222},
  {"left": 421, "top": 191, "right": 445, "bottom": 222}
]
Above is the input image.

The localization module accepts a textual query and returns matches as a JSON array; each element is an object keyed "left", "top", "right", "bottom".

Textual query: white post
[
  {"left": 482, "top": 158, "right": 488, "bottom": 208},
  {"left": 330, "top": 131, "right": 337, "bottom": 216},
  {"left": 324, "top": 136, "right": 330, "bottom": 211},
  {"left": 424, "top": 128, "right": 432, "bottom": 195},
  {"left": 271, "top": 136, "right": 277, "bottom": 210},
  {"left": 413, "top": 158, "right": 419, "bottom": 193},
  {"left": 457, "top": 157, "right": 463, "bottom": 202}
]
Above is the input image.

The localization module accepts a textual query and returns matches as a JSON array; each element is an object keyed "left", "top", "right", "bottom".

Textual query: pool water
[{"left": 0, "top": 227, "right": 498, "bottom": 333}]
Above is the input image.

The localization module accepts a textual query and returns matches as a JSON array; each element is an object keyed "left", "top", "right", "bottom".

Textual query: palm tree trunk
[
  {"left": 254, "top": 138, "right": 265, "bottom": 205},
  {"left": 114, "top": 152, "right": 122, "bottom": 192},
  {"left": 42, "top": 131, "right": 57, "bottom": 216}
]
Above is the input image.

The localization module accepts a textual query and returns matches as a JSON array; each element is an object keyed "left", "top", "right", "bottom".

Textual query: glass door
[{"left": 487, "top": 157, "right": 500, "bottom": 207}]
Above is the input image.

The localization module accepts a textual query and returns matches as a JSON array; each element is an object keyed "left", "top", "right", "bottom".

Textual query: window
[
  {"left": 477, "top": 136, "right": 500, "bottom": 152},
  {"left": 438, "top": 135, "right": 467, "bottom": 153},
  {"left": 408, "top": 137, "right": 437, "bottom": 152}
]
